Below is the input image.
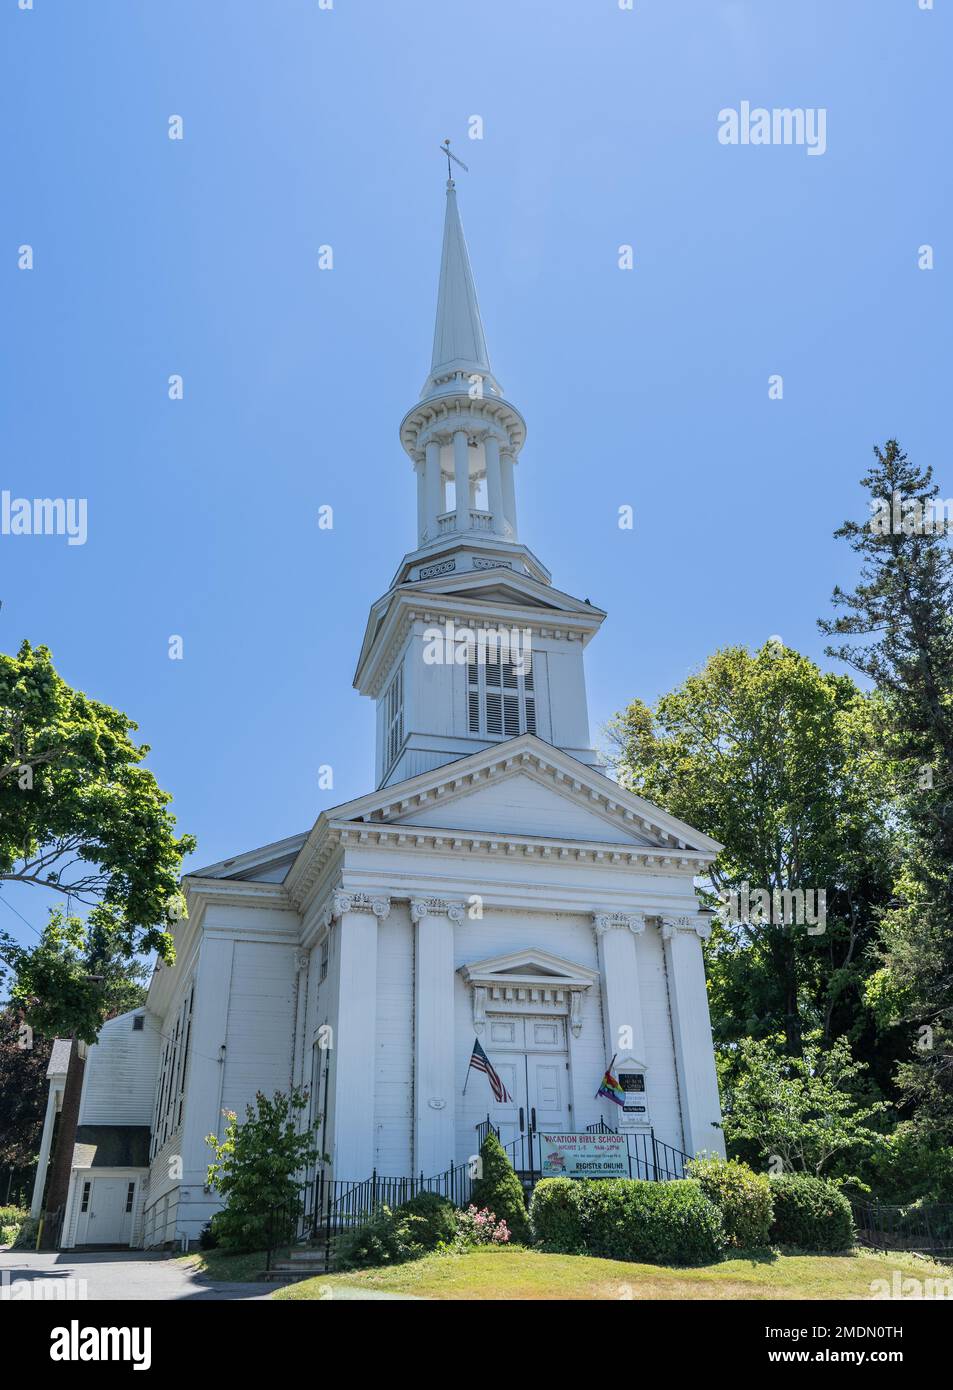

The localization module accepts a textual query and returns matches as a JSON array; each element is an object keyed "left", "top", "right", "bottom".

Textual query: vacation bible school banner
[{"left": 538, "top": 1132, "right": 628, "bottom": 1178}]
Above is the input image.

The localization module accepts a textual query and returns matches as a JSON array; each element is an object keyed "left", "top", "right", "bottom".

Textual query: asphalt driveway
[{"left": 0, "top": 1249, "right": 275, "bottom": 1301}]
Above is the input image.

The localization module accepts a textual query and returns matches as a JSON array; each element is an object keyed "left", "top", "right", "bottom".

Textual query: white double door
[{"left": 483, "top": 1014, "right": 571, "bottom": 1147}]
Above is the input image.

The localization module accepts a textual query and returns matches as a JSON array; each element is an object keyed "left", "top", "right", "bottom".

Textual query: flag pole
[{"left": 595, "top": 1053, "right": 618, "bottom": 1099}]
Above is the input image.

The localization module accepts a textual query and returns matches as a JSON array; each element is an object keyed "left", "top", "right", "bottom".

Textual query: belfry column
[
  {"left": 414, "top": 456, "right": 427, "bottom": 545},
  {"left": 661, "top": 916, "right": 726, "bottom": 1158},
  {"left": 593, "top": 912, "right": 648, "bottom": 1067},
  {"left": 484, "top": 434, "right": 505, "bottom": 536},
  {"left": 453, "top": 429, "right": 470, "bottom": 533},
  {"left": 411, "top": 898, "right": 460, "bottom": 1175},
  {"left": 329, "top": 892, "right": 391, "bottom": 1178},
  {"left": 500, "top": 448, "right": 518, "bottom": 539},
  {"left": 424, "top": 439, "right": 442, "bottom": 539}
]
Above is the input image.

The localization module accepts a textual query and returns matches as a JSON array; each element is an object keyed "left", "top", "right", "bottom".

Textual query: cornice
[
  {"left": 181, "top": 875, "right": 298, "bottom": 914},
  {"left": 399, "top": 392, "right": 527, "bottom": 459},
  {"left": 355, "top": 583, "right": 604, "bottom": 699}
]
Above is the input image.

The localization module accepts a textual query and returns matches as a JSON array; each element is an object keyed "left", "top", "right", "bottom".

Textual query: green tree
[
  {"left": 206, "top": 1089, "right": 322, "bottom": 1253},
  {"left": 0, "top": 641, "right": 194, "bottom": 1038},
  {"left": 820, "top": 440, "right": 953, "bottom": 1144},
  {"left": 723, "top": 1036, "right": 886, "bottom": 1182},
  {"left": 10, "top": 908, "right": 150, "bottom": 1044},
  {"left": 606, "top": 644, "right": 895, "bottom": 1064},
  {"left": 0, "top": 1008, "right": 52, "bottom": 1200}
]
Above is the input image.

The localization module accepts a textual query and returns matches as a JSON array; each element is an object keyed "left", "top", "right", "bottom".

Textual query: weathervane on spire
[{"left": 439, "top": 138, "right": 469, "bottom": 180}]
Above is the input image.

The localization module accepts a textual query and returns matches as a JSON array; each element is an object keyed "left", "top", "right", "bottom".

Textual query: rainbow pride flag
[{"left": 596, "top": 1057, "right": 625, "bottom": 1107}]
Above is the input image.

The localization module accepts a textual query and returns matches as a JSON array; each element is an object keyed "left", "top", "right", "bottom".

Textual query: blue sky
[{"left": 1, "top": 0, "right": 949, "bottom": 953}]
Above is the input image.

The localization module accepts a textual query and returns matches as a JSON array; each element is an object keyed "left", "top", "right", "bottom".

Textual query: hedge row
[
  {"left": 530, "top": 1177, "right": 726, "bottom": 1266},
  {"left": 530, "top": 1164, "right": 854, "bottom": 1264}
]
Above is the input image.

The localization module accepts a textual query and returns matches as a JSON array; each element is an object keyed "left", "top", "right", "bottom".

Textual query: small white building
[
  {"left": 35, "top": 177, "right": 726, "bottom": 1249},
  {"left": 31, "top": 1010, "right": 159, "bottom": 1248}
]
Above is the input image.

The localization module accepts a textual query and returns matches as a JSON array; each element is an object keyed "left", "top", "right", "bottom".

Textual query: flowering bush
[{"left": 454, "top": 1204, "right": 512, "bottom": 1248}]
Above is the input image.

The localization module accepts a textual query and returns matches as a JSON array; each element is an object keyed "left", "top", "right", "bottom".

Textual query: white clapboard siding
[
  {"left": 220, "top": 941, "right": 296, "bottom": 1120},
  {"left": 78, "top": 1010, "right": 161, "bottom": 1126}
]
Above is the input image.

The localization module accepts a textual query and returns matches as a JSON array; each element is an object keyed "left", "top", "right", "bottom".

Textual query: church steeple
[
  {"left": 399, "top": 180, "right": 527, "bottom": 551},
  {"left": 358, "top": 174, "right": 605, "bottom": 789},
  {"left": 421, "top": 179, "right": 502, "bottom": 404}
]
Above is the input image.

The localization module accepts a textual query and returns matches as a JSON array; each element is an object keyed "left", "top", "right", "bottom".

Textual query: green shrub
[
  {"left": 769, "top": 1174, "right": 854, "bottom": 1251},
  {"left": 469, "top": 1134, "right": 530, "bottom": 1243},
  {"left": 0, "top": 1206, "right": 28, "bottom": 1227},
  {"left": 686, "top": 1156, "right": 773, "bottom": 1248},
  {"left": 580, "top": 1179, "right": 725, "bottom": 1266},
  {"left": 390, "top": 1191, "right": 457, "bottom": 1252},
  {"left": 12, "top": 1216, "right": 38, "bottom": 1249},
  {"left": 335, "top": 1205, "right": 430, "bottom": 1270},
  {"left": 334, "top": 1192, "right": 457, "bottom": 1269},
  {"left": 529, "top": 1179, "right": 585, "bottom": 1252}
]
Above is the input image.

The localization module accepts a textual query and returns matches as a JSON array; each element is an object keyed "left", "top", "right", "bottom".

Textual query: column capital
[
  {"left": 411, "top": 897, "right": 465, "bottom": 925},
  {"left": 333, "top": 890, "right": 391, "bottom": 921},
  {"left": 660, "top": 914, "right": 711, "bottom": 941},
  {"left": 592, "top": 911, "right": 645, "bottom": 940}
]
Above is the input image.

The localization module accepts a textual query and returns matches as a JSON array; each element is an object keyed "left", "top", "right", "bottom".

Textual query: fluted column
[
  {"left": 327, "top": 891, "right": 391, "bottom": 1178},
  {"left": 661, "top": 915, "right": 725, "bottom": 1158},
  {"left": 411, "top": 898, "right": 462, "bottom": 1175},
  {"left": 500, "top": 448, "right": 518, "bottom": 539},
  {"left": 453, "top": 429, "right": 470, "bottom": 533},
  {"left": 425, "top": 440, "right": 442, "bottom": 541},
  {"left": 484, "top": 435, "right": 505, "bottom": 536}
]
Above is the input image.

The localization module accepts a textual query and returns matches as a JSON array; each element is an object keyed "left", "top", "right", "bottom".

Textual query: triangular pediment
[
  {"left": 385, "top": 769, "right": 659, "bottom": 845},
  {"left": 315, "top": 734, "right": 722, "bottom": 859},
  {"left": 459, "top": 948, "right": 600, "bottom": 990}
]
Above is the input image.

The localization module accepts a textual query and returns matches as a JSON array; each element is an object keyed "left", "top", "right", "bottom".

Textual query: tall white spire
[{"left": 420, "top": 180, "right": 502, "bottom": 403}]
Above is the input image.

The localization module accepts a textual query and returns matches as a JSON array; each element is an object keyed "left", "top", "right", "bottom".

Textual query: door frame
[{"left": 66, "top": 1168, "right": 142, "bottom": 1248}]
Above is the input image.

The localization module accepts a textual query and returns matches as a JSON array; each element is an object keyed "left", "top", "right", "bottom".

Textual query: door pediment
[{"left": 459, "top": 948, "right": 598, "bottom": 1037}]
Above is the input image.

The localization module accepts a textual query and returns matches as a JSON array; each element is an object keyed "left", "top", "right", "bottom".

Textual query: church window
[
  {"left": 150, "top": 980, "right": 194, "bottom": 1159},
  {"left": 384, "top": 667, "right": 403, "bottom": 771},
  {"left": 319, "top": 936, "right": 329, "bottom": 982},
  {"left": 467, "top": 646, "right": 536, "bottom": 738}
]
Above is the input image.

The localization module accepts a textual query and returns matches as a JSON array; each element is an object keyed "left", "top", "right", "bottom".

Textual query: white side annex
[
  {"left": 47, "top": 1011, "right": 159, "bottom": 1249},
  {"left": 38, "top": 176, "right": 726, "bottom": 1249}
]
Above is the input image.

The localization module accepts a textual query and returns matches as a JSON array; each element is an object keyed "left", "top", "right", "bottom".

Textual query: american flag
[{"left": 465, "top": 1037, "right": 512, "bottom": 1103}]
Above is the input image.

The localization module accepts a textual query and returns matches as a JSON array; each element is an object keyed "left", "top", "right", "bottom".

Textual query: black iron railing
[
  {"left": 265, "top": 1120, "right": 693, "bottom": 1272},
  {"left": 852, "top": 1201, "right": 953, "bottom": 1257}
]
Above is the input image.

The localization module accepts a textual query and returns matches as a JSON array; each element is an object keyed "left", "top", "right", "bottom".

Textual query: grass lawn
[
  {"left": 178, "top": 1248, "right": 278, "bottom": 1282},
  {"left": 268, "top": 1245, "right": 951, "bottom": 1301}
]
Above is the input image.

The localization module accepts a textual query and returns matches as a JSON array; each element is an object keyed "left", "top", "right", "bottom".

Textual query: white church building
[{"left": 36, "top": 177, "right": 725, "bottom": 1250}]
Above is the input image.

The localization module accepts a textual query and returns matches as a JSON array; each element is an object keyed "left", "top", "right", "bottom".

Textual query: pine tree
[{"left": 820, "top": 440, "right": 953, "bottom": 1137}]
